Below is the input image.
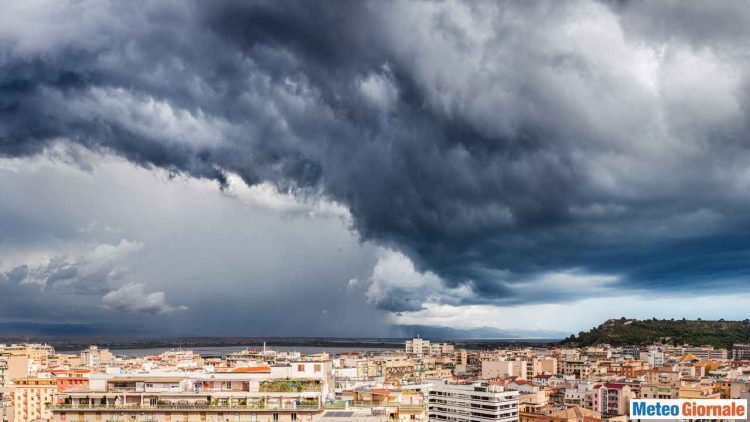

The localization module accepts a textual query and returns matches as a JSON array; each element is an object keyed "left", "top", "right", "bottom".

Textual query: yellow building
[
  {"left": 678, "top": 384, "right": 721, "bottom": 399},
  {"left": 13, "top": 378, "right": 56, "bottom": 422}
]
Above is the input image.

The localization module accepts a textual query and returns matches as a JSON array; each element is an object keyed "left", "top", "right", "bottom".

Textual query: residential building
[
  {"left": 684, "top": 346, "right": 727, "bottom": 361},
  {"left": 0, "top": 344, "right": 55, "bottom": 367},
  {"left": 5, "top": 356, "right": 30, "bottom": 384},
  {"left": 407, "top": 338, "right": 431, "bottom": 357},
  {"left": 640, "top": 383, "right": 679, "bottom": 399},
  {"left": 591, "top": 383, "right": 632, "bottom": 416},
  {"left": 53, "top": 372, "right": 326, "bottom": 422},
  {"left": 12, "top": 378, "right": 56, "bottom": 422},
  {"left": 482, "top": 360, "right": 528, "bottom": 380},
  {"left": 732, "top": 344, "right": 750, "bottom": 360},
  {"left": 79, "top": 345, "right": 113, "bottom": 368},
  {"left": 428, "top": 382, "right": 519, "bottom": 422}
]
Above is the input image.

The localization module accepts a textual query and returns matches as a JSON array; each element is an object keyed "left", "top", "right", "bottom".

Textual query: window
[
  {"left": 314, "top": 364, "right": 321, "bottom": 372},
  {"left": 291, "top": 413, "right": 297, "bottom": 421},
  {"left": 297, "top": 364, "right": 305, "bottom": 372},
  {"left": 272, "top": 413, "right": 279, "bottom": 421}
]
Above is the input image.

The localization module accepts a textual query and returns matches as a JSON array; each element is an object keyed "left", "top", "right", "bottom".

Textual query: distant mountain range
[
  {"left": 561, "top": 318, "right": 750, "bottom": 348},
  {"left": 391, "top": 324, "right": 568, "bottom": 340},
  {"left": 0, "top": 322, "right": 143, "bottom": 337}
]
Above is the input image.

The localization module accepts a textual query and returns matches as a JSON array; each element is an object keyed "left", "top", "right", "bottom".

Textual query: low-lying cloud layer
[
  {"left": 3, "top": 1, "right": 750, "bottom": 334},
  {"left": 1, "top": 238, "right": 186, "bottom": 315}
]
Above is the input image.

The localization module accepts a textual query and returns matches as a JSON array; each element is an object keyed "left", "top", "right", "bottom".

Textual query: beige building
[
  {"left": 405, "top": 338, "right": 453, "bottom": 358},
  {"left": 640, "top": 383, "right": 678, "bottom": 399},
  {"left": 5, "top": 357, "right": 30, "bottom": 384},
  {"left": 79, "top": 346, "right": 113, "bottom": 368},
  {"left": 526, "top": 357, "right": 557, "bottom": 378},
  {"left": 559, "top": 360, "right": 596, "bottom": 379},
  {"left": 0, "top": 345, "right": 55, "bottom": 368},
  {"left": 12, "top": 378, "right": 56, "bottom": 422},
  {"left": 406, "top": 337, "right": 431, "bottom": 356},
  {"left": 482, "top": 360, "right": 528, "bottom": 380}
]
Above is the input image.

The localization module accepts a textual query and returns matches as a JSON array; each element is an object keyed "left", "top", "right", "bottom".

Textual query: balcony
[{"left": 51, "top": 402, "right": 320, "bottom": 411}]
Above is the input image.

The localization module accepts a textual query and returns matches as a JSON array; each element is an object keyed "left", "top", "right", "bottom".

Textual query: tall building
[
  {"left": 732, "top": 344, "right": 750, "bottom": 360},
  {"left": 0, "top": 359, "right": 6, "bottom": 386},
  {"left": 591, "top": 383, "right": 633, "bottom": 416},
  {"left": 407, "top": 337, "right": 431, "bottom": 356},
  {"left": 12, "top": 378, "right": 56, "bottom": 422},
  {"left": 0, "top": 386, "right": 10, "bottom": 422},
  {"left": 406, "top": 337, "right": 454, "bottom": 357},
  {"left": 641, "top": 348, "right": 664, "bottom": 366},
  {"left": 428, "top": 382, "right": 519, "bottom": 422},
  {"left": 79, "top": 345, "right": 113, "bottom": 367}
]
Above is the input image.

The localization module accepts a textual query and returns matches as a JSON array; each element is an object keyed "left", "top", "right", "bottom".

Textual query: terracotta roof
[
  {"left": 371, "top": 388, "right": 391, "bottom": 395},
  {"left": 51, "top": 369, "right": 90, "bottom": 374},
  {"left": 231, "top": 366, "right": 271, "bottom": 373},
  {"left": 550, "top": 406, "right": 602, "bottom": 419},
  {"left": 681, "top": 353, "right": 700, "bottom": 362}
]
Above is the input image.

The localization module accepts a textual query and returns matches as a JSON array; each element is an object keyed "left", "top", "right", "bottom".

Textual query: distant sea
[{"left": 112, "top": 345, "right": 394, "bottom": 357}]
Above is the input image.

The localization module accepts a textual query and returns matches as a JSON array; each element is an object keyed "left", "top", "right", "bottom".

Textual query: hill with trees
[{"left": 561, "top": 318, "right": 750, "bottom": 348}]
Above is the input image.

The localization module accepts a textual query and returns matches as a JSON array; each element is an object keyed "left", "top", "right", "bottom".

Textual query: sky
[{"left": 2, "top": 0, "right": 750, "bottom": 338}]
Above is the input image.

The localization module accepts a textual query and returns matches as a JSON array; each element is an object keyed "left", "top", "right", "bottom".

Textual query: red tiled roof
[
  {"left": 52, "top": 369, "right": 91, "bottom": 374},
  {"left": 232, "top": 366, "right": 271, "bottom": 373}
]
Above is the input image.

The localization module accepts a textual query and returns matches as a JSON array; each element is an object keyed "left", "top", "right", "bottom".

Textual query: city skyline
[{"left": 4, "top": 1, "right": 750, "bottom": 337}]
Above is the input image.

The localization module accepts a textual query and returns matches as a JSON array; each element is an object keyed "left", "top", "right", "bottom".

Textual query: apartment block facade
[{"left": 428, "top": 382, "right": 519, "bottom": 422}]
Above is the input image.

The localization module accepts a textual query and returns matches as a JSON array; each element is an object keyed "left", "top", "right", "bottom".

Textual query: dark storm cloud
[{"left": 3, "top": 0, "right": 750, "bottom": 312}]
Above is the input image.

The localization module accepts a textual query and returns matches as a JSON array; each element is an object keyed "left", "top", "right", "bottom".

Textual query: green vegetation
[
  {"left": 561, "top": 318, "right": 750, "bottom": 348},
  {"left": 259, "top": 379, "right": 321, "bottom": 392}
]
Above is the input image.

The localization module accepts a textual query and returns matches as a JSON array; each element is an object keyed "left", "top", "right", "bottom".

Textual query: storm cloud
[{"left": 3, "top": 0, "right": 750, "bottom": 323}]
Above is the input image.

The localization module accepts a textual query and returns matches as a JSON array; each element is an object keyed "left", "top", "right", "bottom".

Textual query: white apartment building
[
  {"left": 428, "top": 382, "right": 519, "bottom": 422},
  {"left": 643, "top": 348, "right": 665, "bottom": 366},
  {"left": 53, "top": 371, "right": 326, "bottom": 422}
]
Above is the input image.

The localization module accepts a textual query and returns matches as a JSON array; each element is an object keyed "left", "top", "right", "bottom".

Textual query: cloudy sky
[{"left": 2, "top": 0, "right": 750, "bottom": 338}]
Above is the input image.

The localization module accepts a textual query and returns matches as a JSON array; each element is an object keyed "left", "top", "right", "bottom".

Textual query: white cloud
[
  {"left": 346, "top": 278, "right": 359, "bottom": 294},
  {"left": 3, "top": 238, "right": 143, "bottom": 291},
  {"left": 358, "top": 65, "right": 399, "bottom": 111},
  {"left": 391, "top": 293, "right": 750, "bottom": 335},
  {"left": 102, "top": 282, "right": 187, "bottom": 314},
  {"left": 222, "top": 174, "right": 350, "bottom": 219},
  {"left": 365, "top": 249, "right": 475, "bottom": 311}
]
